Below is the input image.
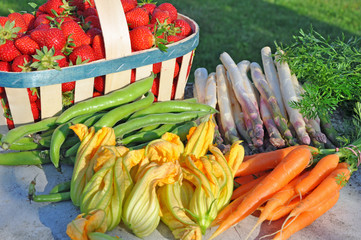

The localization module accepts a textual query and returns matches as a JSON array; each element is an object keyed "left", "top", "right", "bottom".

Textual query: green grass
[{"left": 1, "top": 0, "right": 361, "bottom": 82}]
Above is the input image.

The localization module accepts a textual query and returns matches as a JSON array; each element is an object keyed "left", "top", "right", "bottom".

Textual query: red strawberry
[
  {"left": 22, "top": 13, "right": 35, "bottom": 30},
  {"left": 173, "top": 19, "right": 192, "bottom": 36},
  {"left": 35, "top": 98, "right": 41, "bottom": 111},
  {"left": 32, "top": 14, "right": 51, "bottom": 29},
  {"left": 0, "top": 40, "right": 21, "bottom": 62},
  {"left": 171, "top": 80, "right": 177, "bottom": 99},
  {"left": 27, "top": 88, "right": 39, "bottom": 102},
  {"left": 62, "top": 81, "right": 76, "bottom": 92},
  {"left": 84, "top": 15, "right": 101, "bottom": 29},
  {"left": 11, "top": 55, "right": 32, "bottom": 72},
  {"left": 86, "top": 27, "right": 102, "bottom": 41},
  {"left": 92, "top": 34, "right": 105, "bottom": 60},
  {"left": 167, "top": 35, "right": 186, "bottom": 44},
  {"left": 61, "top": 20, "right": 91, "bottom": 48},
  {"left": 129, "top": 26, "right": 154, "bottom": 51},
  {"left": 83, "top": 7, "right": 98, "bottom": 17},
  {"left": 157, "top": 3, "right": 178, "bottom": 22},
  {"left": 94, "top": 75, "right": 105, "bottom": 93},
  {"left": 93, "top": 91, "right": 102, "bottom": 98},
  {"left": 153, "top": 62, "right": 161, "bottom": 75},
  {"left": 15, "top": 35, "right": 40, "bottom": 55},
  {"left": 70, "top": 0, "right": 95, "bottom": 11},
  {"left": 31, "top": 101, "right": 40, "bottom": 120},
  {"left": 44, "top": 28, "right": 67, "bottom": 51},
  {"left": 8, "top": 12, "right": 27, "bottom": 33},
  {"left": 141, "top": 3, "right": 157, "bottom": 15},
  {"left": 38, "top": 0, "right": 73, "bottom": 16},
  {"left": 69, "top": 44, "right": 96, "bottom": 65},
  {"left": 0, "top": 17, "right": 9, "bottom": 27},
  {"left": 121, "top": 0, "right": 137, "bottom": 13},
  {"left": 0, "top": 19, "right": 22, "bottom": 44},
  {"left": 125, "top": 7, "right": 150, "bottom": 29},
  {"left": 131, "top": 69, "right": 136, "bottom": 83},
  {"left": 6, "top": 118, "right": 15, "bottom": 130},
  {"left": 151, "top": 77, "right": 160, "bottom": 96},
  {"left": 150, "top": 8, "right": 171, "bottom": 25},
  {"left": 0, "top": 61, "right": 11, "bottom": 72},
  {"left": 173, "top": 61, "right": 180, "bottom": 78},
  {"left": 31, "top": 47, "right": 68, "bottom": 70},
  {"left": 31, "top": 28, "right": 67, "bottom": 51}
]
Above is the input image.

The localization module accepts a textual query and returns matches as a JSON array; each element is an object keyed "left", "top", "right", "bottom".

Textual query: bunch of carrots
[{"left": 208, "top": 144, "right": 357, "bottom": 240}]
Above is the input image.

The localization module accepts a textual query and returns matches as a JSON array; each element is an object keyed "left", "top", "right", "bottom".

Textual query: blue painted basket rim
[{"left": 0, "top": 14, "right": 199, "bottom": 88}]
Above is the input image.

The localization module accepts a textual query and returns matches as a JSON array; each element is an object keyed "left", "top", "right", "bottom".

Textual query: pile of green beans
[{"left": 0, "top": 74, "right": 216, "bottom": 173}]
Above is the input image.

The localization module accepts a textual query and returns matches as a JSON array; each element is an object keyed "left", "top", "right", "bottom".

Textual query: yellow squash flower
[{"left": 66, "top": 209, "right": 107, "bottom": 240}]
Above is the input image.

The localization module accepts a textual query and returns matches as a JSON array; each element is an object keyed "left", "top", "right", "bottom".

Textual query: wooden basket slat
[
  {"left": 158, "top": 58, "right": 176, "bottom": 101},
  {"left": 174, "top": 51, "right": 193, "bottom": 99},
  {"left": 74, "top": 78, "right": 94, "bottom": 103},
  {"left": 40, "top": 84, "right": 63, "bottom": 119},
  {"left": 136, "top": 65, "right": 153, "bottom": 81},
  {"left": 104, "top": 70, "right": 132, "bottom": 94},
  {"left": 95, "top": 0, "right": 132, "bottom": 94},
  {"left": 5, "top": 88, "right": 33, "bottom": 126}
]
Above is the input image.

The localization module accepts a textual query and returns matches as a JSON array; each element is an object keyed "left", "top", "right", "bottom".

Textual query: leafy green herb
[{"left": 275, "top": 27, "right": 361, "bottom": 122}]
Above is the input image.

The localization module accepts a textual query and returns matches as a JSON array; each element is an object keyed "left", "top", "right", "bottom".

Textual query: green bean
[
  {"left": 93, "top": 91, "right": 154, "bottom": 130},
  {"left": 56, "top": 73, "right": 154, "bottom": 124},
  {"left": 114, "top": 111, "right": 213, "bottom": 139},
  {"left": 119, "top": 123, "right": 176, "bottom": 146},
  {"left": 50, "top": 181, "right": 71, "bottom": 194},
  {"left": 1, "top": 136, "right": 44, "bottom": 151},
  {"left": 83, "top": 112, "right": 106, "bottom": 126},
  {"left": 0, "top": 150, "right": 51, "bottom": 165},
  {"left": 129, "top": 100, "right": 216, "bottom": 119},
  {"left": 50, "top": 113, "right": 94, "bottom": 169},
  {"left": 64, "top": 141, "right": 80, "bottom": 158},
  {"left": 1, "top": 116, "right": 58, "bottom": 150},
  {"left": 32, "top": 192, "right": 71, "bottom": 202},
  {"left": 171, "top": 121, "right": 197, "bottom": 141}
]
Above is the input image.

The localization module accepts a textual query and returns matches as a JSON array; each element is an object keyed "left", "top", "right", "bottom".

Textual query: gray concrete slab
[{"left": 0, "top": 156, "right": 360, "bottom": 240}]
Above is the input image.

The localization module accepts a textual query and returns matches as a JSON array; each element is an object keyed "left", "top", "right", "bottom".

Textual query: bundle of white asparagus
[{"left": 193, "top": 46, "right": 327, "bottom": 150}]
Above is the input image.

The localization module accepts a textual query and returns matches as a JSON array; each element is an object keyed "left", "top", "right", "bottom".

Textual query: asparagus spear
[
  {"left": 205, "top": 72, "right": 217, "bottom": 109},
  {"left": 291, "top": 74, "right": 327, "bottom": 144},
  {"left": 220, "top": 52, "right": 264, "bottom": 145},
  {"left": 259, "top": 97, "right": 286, "bottom": 148},
  {"left": 275, "top": 51, "right": 310, "bottom": 145},
  {"left": 250, "top": 62, "right": 296, "bottom": 145},
  {"left": 224, "top": 71, "right": 253, "bottom": 146},
  {"left": 261, "top": 46, "right": 287, "bottom": 119},
  {"left": 193, "top": 68, "right": 208, "bottom": 104},
  {"left": 215, "top": 64, "right": 240, "bottom": 144}
]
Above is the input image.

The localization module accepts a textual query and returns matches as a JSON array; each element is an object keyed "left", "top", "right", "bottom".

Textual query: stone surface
[{"left": 0, "top": 152, "right": 360, "bottom": 240}]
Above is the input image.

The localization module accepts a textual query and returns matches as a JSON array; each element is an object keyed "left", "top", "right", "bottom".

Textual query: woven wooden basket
[{"left": 0, "top": 0, "right": 199, "bottom": 134}]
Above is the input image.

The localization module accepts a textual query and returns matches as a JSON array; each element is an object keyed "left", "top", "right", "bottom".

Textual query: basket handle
[{"left": 94, "top": 0, "right": 133, "bottom": 93}]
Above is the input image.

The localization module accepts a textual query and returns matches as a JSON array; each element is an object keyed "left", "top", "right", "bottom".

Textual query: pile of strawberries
[{"left": 0, "top": 0, "right": 194, "bottom": 129}]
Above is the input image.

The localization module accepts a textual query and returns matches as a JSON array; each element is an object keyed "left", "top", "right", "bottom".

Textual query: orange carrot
[
  {"left": 295, "top": 154, "right": 339, "bottom": 196},
  {"left": 234, "top": 170, "right": 269, "bottom": 185},
  {"left": 209, "top": 146, "right": 312, "bottom": 240},
  {"left": 211, "top": 192, "right": 248, "bottom": 227},
  {"left": 266, "top": 197, "right": 302, "bottom": 221},
  {"left": 245, "top": 171, "right": 310, "bottom": 239},
  {"left": 286, "top": 166, "right": 350, "bottom": 220},
  {"left": 231, "top": 174, "right": 268, "bottom": 200},
  {"left": 273, "top": 191, "right": 340, "bottom": 240},
  {"left": 235, "top": 145, "right": 313, "bottom": 177},
  {"left": 335, "top": 161, "right": 349, "bottom": 169}
]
